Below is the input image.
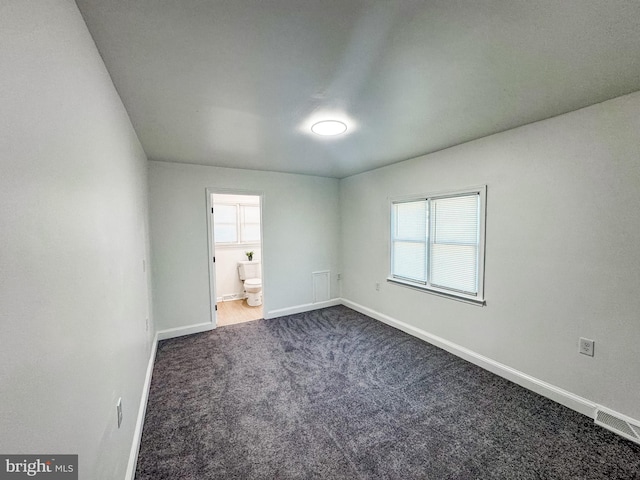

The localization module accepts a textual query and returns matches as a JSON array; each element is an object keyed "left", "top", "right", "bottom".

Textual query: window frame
[{"left": 388, "top": 186, "right": 487, "bottom": 306}]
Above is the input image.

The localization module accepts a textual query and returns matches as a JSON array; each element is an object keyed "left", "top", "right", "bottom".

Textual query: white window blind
[
  {"left": 391, "top": 200, "right": 428, "bottom": 283},
  {"left": 389, "top": 187, "right": 485, "bottom": 304},
  {"left": 430, "top": 194, "right": 479, "bottom": 294}
]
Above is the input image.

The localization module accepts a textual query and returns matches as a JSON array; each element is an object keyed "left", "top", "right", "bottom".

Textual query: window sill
[
  {"left": 214, "top": 242, "right": 261, "bottom": 249},
  {"left": 386, "top": 277, "right": 486, "bottom": 306}
]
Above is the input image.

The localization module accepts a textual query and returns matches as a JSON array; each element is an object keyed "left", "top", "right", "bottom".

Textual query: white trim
[
  {"left": 124, "top": 332, "right": 158, "bottom": 480},
  {"left": 207, "top": 188, "right": 266, "bottom": 328},
  {"left": 387, "top": 277, "right": 486, "bottom": 306},
  {"left": 265, "top": 298, "right": 341, "bottom": 319},
  {"left": 341, "top": 298, "right": 595, "bottom": 418},
  {"left": 214, "top": 242, "right": 261, "bottom": 250},
  {"left": 205, "top": 189, "right": 217, "bottom": 328},
  {"left": 157, "top": 322, "right": 215, "bottom": 341}
]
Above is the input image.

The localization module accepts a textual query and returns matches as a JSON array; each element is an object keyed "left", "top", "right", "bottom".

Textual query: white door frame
[{"left": 205, "top": 188, "right": 264, "bottom": 328}]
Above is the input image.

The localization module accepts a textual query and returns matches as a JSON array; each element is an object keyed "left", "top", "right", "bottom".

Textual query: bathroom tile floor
[{"left": 216, "top": 299, "right": 263, "bottom": 327}]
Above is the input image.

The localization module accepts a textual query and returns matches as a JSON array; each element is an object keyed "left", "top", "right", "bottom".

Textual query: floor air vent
[{"left": 595, "top": 408, "right": 640, "bottom": 444}]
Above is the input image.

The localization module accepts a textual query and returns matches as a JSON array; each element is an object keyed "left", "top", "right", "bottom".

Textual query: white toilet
[{"left": 238, "top": 261, "right": 262, "bottom": 306}]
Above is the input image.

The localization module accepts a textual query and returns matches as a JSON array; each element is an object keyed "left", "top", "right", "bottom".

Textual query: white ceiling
[{"left": 76, "top": 0, "right": 640, "bottom": 178}]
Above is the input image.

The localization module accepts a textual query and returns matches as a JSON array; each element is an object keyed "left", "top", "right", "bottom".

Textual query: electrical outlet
[
  {"left": 145, "top": 317, "right": 149, "bottom": 331},
  {"left": 579, "top": 337, "right": 594, "bottom": 357},
  {"left": 116, "top": 398, "right": 123, "bottom": 428},
  {"left": 142, "top": 259, "right": 146, "bottom": 272},
  {"left": 337, "top": 273, "right": 341, "bottom": 281},
  {"left": 375, "top": 282, "right": 380, "bottom": 291}
]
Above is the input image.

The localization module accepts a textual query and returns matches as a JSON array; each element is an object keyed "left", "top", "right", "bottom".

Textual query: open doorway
[{"left": 208, "top": 192, "right": 263, "bottom": 327}]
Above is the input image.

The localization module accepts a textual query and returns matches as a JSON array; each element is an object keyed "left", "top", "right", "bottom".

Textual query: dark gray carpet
[{"left": 136, "top": 305, "right": 640, "bottom": 479}]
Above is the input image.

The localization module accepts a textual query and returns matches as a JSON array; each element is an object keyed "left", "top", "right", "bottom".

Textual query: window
[
  {"left": 213, "top": 204, "right": 238, "bottom": 243},
  {"left": 389, "top": 186, "right": 486, "bottom": 305},
  {"left": 240, "top": 205, "right": 261, "bottom": 243},
  {"left": 213, "top": 203, "right": 261, "bottom": 245}
]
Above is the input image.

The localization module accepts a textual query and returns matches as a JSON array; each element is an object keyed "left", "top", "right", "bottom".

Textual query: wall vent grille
[
  {"left": 595, "top": 408, "right": 640, "bottom": 444},
  {"left": 312, "top": 271, "right": 330, "bottom": 303},
  {"left": 221, "top": 294, "right": 244, "bottom": 302}
]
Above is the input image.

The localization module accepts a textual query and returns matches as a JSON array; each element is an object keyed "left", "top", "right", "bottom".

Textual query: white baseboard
[
  {"left": 265, "top": 298, "right": 341, "bottom": 320},
  {"left": 124, "top": 332, "right": 158, "bottom": 480},
  {"left": 341, "top": 298, "right": 597, "bottom": 419},
  {"left": 157, "top": 321, "right": 215, "bottom": 341}
]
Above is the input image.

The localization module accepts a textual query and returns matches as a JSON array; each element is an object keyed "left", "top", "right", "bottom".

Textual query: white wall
[
  {"left": 0, "top": 1, "right": 153, "bottom": 478},
  {"left": 340, "top": 91, "right": 640, "bottom": 422},
  {"left": 149, "top": 161, "right": 340, "bottom": 330}
]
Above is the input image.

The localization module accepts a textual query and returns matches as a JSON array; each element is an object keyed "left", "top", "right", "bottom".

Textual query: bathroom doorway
[{"left": 208, "top": 191, "right": 264, "bottom": 327}]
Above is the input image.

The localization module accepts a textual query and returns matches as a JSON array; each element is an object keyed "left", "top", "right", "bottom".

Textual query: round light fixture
[{"left": 311, "top": 120, "right": 347, "bottom": 136}]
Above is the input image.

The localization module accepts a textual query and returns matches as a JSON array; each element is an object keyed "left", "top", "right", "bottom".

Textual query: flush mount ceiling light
[{"left": 311, "top": 120, "right": 347, "bottom": 136}]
